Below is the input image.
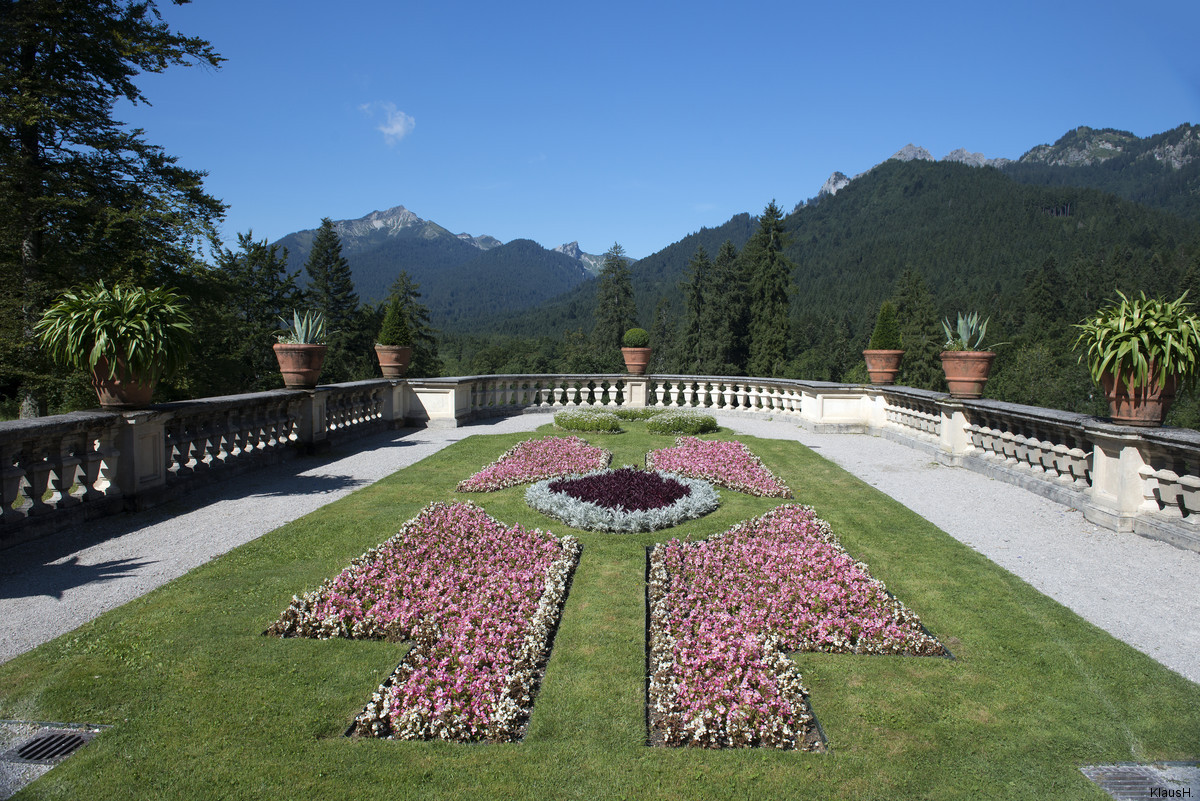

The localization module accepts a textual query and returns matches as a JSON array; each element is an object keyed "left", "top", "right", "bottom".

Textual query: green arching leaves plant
[
  {"left": 942, "top": 312, "right": 990, "bottom": 351},
  {"left": 276, "top": 310, "right": 328, "bottom": 344},
  {"left": 34, "top": 282, "right": 194, "bottom": 380},
  {"left": 1073, "top": 290, "right": 1200, "bottom": 392}
]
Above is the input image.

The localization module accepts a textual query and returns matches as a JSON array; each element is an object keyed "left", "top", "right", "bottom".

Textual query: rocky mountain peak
[
  {"left": 555, "top": 241, "right": 604, "bottom": 276},
  {"left": 891, "top": 144, "right": 935, "bottom": 162},
  {"left": 819, "top": 171, "right": 852, "bottom": 198}
]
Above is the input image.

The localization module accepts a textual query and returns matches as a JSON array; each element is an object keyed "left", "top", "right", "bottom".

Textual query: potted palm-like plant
[
  {"left": 940, "top": 312, "right": 996, "bottom": 398},
  {"left": 374, "top": 297, "right": 413, "bottom": 378},
  {"left": 274, "top": 310, "right": 328, "bottom": 388},
  {"left": 621, "top": 328, "right": 651, "bottom": 375},
  {"left": 863, "top": 300, "right": 904, "bottom": 384},
  {"left": 34, "top": 281, "right": 193, "bottom": 409},
  {"left": 1074, "top": 290, "right": 1200, "bottom": 426}
]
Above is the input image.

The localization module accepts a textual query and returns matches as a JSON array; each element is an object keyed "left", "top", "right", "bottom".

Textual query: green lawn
[{"left": 1, "top": 422, "right": 1196, "bottom": 800}]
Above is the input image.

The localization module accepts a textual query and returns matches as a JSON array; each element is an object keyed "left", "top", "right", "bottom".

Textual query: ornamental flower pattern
[
  {"left": 267, "top": 501, "right": 580, "bottom": 742},
  {"left": 648, "top": 504, "right": 946, "bottom": 750},
  {"left": 646, "top": 437, "right": 792, "bottom": 498},
  {"left": 456, "top": 436, "right": 612, "bottom": 492},
  {"left": 526, "top": 468, "right": 720, "bottom": 532}
]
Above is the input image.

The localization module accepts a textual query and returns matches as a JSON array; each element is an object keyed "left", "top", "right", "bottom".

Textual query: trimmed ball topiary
[{"left": 622, "top": 327, "right": 650, "bottom": 348}]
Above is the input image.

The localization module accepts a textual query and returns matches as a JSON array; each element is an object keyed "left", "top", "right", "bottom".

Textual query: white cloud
[{"left": 363, "top": 102, "right": 415, "bottom": 145}]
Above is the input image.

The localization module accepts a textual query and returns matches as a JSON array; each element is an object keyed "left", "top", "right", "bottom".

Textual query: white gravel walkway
[{"left": 1, "top": 412, "right": 1197, "bottom": 685}]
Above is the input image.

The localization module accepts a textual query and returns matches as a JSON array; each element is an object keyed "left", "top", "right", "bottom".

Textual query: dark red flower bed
[{"left": 548, "top": 467, "right": 691, "bottom": 511}]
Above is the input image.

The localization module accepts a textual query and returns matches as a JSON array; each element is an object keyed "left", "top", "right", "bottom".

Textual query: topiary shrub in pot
[
  {"left": 1074, "top": 290, "right": 1200, "bottom": 426},
  {"left": 863, "top": 300, "right": 904, "bottom": 384},
  {"left": 273, "top": 310, "right": 328, "bottom": 389},
  {"left": 375, "top": 296, "right": 413, "bottom": 378},
  {"left": 621, "top": 327, "right": 651, "bottom": 375},
  {"left": 939, "top": 312, "right": 996, "bottom": 398},
  {"left": 34, "top": 281, "right": 194, "bottom": 410}
]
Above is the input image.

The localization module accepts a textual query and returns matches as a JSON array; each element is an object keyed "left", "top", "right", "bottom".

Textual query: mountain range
[{"left": 272, "top": 123, "right": 1200, "bottom": 335}]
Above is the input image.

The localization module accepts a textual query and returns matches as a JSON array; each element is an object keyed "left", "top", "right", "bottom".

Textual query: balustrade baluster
[
  {"left": 1, "top": 443, "right": 26, "bottom": 523},
  {"left": 1179, "top": 475, "right": 1200, "bottom": 519},
  {"left": 1154, "top": 469, "right": 1184, "bottom": 517},
  {"left": 21, "top": 443, "right": 53, "bottom": 516},
  {"left": 50, "top": 434, "right": 82, "bottom": 507}
]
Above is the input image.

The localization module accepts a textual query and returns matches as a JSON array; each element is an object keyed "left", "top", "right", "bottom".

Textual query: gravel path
[{"left": 2, "top": 413, "right": 1197, "bottom": 685}]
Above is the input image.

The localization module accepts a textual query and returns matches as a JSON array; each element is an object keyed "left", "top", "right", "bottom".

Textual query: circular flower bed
[{"left": 526, "top": 467, "right": 719, "bottom": 532}]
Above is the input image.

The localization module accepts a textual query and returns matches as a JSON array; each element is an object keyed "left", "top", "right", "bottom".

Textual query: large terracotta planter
[
  {"left": 91, "top": 356, "right": 156, "bottom": 409},
  {"left": 863, "top": 349, "right": 904, "bottom": 385},
  {"left": 273, "top": 343, "right": 327, "bottom": 389},
  {"left": 621, "top": 347, "right": 651, "bottom": 375},
  {"left": 375, "top": 345, "right": 413, "bottom": 378},
  {"left": 940, "top": 350, "right": 995, "bottom": 398},
  {"left": 1101, "top": 366, "right": 1177, "bottom": 427}
]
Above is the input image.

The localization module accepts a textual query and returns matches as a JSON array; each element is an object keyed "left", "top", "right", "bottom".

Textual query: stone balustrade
[{"left": 4, "top": 373, "right": 1200, "bottom": 554}]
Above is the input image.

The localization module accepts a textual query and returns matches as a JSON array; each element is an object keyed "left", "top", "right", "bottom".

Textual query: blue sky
[{"left": 125, "top": 0, "right": 1200, "bottom": 260}]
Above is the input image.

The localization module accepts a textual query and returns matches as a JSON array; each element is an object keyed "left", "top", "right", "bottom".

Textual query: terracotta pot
[
  {"left": 621, "top": 347, "right": 651, "bottom": 375},
  {"left": 1101, "top": 366, "right": 1177, "bottom": 427},
  {"left": 90, "top": 356, "right": 156, "bottom": 410},
  {"left": 273, "top": 343, "right": 327, "bottom": 389},
  {"left": 940, "top": 350, "right": 996, "bottom": 398},
  {"left": 375, "top": 344, "right": 413, "bottom": 378},
  {"left": 863, "top": 349, "right": 904, "bottom": 384}
]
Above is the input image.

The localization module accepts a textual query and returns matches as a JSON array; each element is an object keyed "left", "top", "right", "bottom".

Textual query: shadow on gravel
[{"left": 0, "top": 556, "right": 158, "bottom": 600}]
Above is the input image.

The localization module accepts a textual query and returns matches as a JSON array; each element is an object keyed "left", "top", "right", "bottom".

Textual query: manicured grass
[{"left": 1, "top": 422, "right": 1197, "bottom": 800}]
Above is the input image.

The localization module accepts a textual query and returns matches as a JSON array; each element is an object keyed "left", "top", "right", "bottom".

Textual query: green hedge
[{"left": 645, "top": 409, "right": 719, "bottom": 435}]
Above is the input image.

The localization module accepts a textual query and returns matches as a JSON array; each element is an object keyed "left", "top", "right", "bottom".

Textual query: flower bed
[
  {"left": 456, "top": 435, "right": 612, "bottom": 492},
  {"left": 554, "top": 408, "right": 623, "bottom": 433},
  {"left": 526, "top": 467, "right": 719, "bottom": 532},
  {"left": 645, "top": 409, "right": 718, "bottom": 435},
  {"left": 646, "top": 436, "right": 792, "bottom": 497},
  {"left": 266, "top": 501, "right": 581, "bottom": 742},
  {"left": 648, "top": 504, "right": 947, "bottom": 749}
]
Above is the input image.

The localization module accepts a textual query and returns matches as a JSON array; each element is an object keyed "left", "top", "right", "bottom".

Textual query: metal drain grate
[
  {"left": 1081, "top": 762, "right": 1200, "bottom": 800},
  {"left": 1, "top": 730, "right": 96, "bottom": 765}
]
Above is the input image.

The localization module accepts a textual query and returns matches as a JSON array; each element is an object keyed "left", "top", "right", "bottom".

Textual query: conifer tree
[
  {"left": 708, "top": 240, "right": 744, "bottom": 374},
  {"left": 0, "top": 0, "right": 225, "bottom": 416},
  {"left": 743, "top": 201, "right": 793, "bottom": 377},
  {"left": 385, "top": 271, "right": 443, "bottom": 378},
  {"left": 592, "top": 242, "right": 638, "bottom": 371},
  {"left": 891, "top": 268, "right": 944, "bottom": 391},
  {"left": 304, "top": 218, "right": 363, "bottom": 383},
  {"left": 649, "top": 296, "right": 679, "bottom": 374},
  {"left": 679, "top": 246, "right": 711, "bottom": 374}
]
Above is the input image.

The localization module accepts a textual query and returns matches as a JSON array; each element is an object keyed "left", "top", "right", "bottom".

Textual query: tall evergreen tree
[
  {"left": 708, "top": 240, "right": 745, "bottom": 374},
  {"left": 385, "top": 271, "right": 442, "bottom": 378},
  {"left": 891, "top": 268, "right": 944, "bottom": 391},
  {"left": 0, "top": 0, "right": 225, "bottom": 416},
  {"left": 304, "top": 217, "right": 363, "bottom": 383},
  {"left": 679, "top": 246, "right": 711, "bottom": 374},
  {"left": 743, "top": 201, "right": 793, "bottom": 377},
  {"left": 592, "top": 242, "right": 638, "bottom": 371},
  {"left": 649, "top": 295, "right": 679, "bottom": 374}
]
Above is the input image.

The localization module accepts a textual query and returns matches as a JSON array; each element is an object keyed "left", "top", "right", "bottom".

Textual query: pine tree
[
  {"left": 891, "top": 268, "right": 944, "bottom": 391},
  {"left": 743, "top": 201, "right": 793, "bottom": 377},
  {"left": 678, "top": 246, "right": 711, "bottom": 373},
  {"left": 649, "top": 296, "right": 679, "bottom": 374},
  {"left": 0, "top": 0, "right": 225, "bottom": 416},
  {"left": 592, "top": 242, "right": 638, "bottom": 371},
  {"left": 304, "top": 218, "right": 362, "bottom": 383},
  {"left": 707, "top": 240, "right": 744, "bottom": 374},
  {"left": 385, "top": 271, "right": 443, "bottom": 378}
]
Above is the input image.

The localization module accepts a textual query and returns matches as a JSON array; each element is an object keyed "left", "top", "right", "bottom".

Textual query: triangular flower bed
[
  {"left": 456, "top": 435, "right": 612, "bottom": 492},
  {"left": 646, "top": 436, "right": 792, "bottom": 497}
]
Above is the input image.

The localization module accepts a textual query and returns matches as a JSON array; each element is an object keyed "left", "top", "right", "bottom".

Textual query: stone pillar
[
  {"left": 382, "top": 380, "right": 408, "bottom": 428},
  {"left": 116, "top": 411, "right": 167, "bottom": 500},
  {"left": 295, "top": 391, "right": 329, "bottom": 449},
  {"left": 1082, "top": 421, "right": 1148, "bottom": 532},
  {"left": 938, "top": 400, "right": 971, "bottom": 464},
  {"left": 624, "top": 378, "right": 648, "bottom": 408}
]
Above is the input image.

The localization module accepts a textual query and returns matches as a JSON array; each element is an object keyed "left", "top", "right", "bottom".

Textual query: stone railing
[{"left": 5, "top": 373, "right": 1199, "bottom": 554}]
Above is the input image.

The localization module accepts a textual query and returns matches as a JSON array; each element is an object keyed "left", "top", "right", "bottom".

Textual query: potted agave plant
[
  {"left": 34, "top": 281, "right": 193, "bottom": 410},
  {"left": 940, "top": 312, "right": 996, "bottom": 398},
  {"left": 863, "top": 300, "right": 904, "bottom": 384},
  {"left": 1074, "top": 290, "right": 1200, "bottom": 427},
  {"left": 274, "top": 310, "right": 328, "bottom": 389},
  {"left": 621, "top": 327, "right": 651, "bottom": 375},
  {"left": 374, "top": 296, "right": 413, "bottom": 378}
]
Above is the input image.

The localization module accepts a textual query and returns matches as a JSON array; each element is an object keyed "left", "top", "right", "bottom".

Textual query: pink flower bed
[
  {"left": 648, "top": 504, "right": 946, "bottom": 749},
  {"left": 267, "top": 501, "right": 581, "bottom": 742},
  {"left": 456, "top": 436, "right": 611, "bottom": 492},
  {"left": 646, "top": 437, "right": 791, "bottom": 497}
]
